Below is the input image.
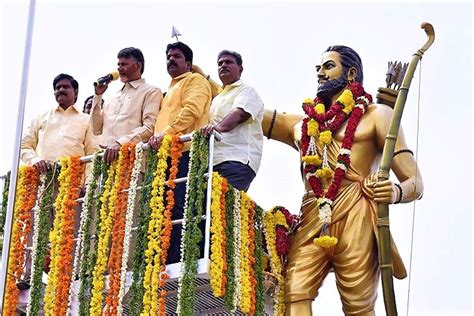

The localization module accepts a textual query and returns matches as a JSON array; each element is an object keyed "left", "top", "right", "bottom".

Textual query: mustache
[
  {"left": 167, "top": 61, "right": 178, "bottom": 69},
  {"left": 56, "top": 91, "right": 67, "bottom": 97}
]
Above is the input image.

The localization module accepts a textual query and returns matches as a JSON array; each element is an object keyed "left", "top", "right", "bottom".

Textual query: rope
[{"left": 406, "top": 60, "right": 423, "bottom": 316}]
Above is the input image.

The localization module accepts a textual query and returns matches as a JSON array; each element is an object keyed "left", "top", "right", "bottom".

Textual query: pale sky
[{"left": 0, "top": 1, "right": 472, "bottom": 315}]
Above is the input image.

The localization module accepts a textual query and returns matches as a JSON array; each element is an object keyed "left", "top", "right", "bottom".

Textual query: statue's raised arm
[{"left": 262, "top": 108, "right": 303, "bottom": 151}]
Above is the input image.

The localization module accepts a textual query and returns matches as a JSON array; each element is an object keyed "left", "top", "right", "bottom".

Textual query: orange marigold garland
[
  {"left": 3, "top": 166, "right": 39, "bottom": 316},
  {"left": 157, "top": 134, "right": 183, "bottom": 315},
  {"left": 44, "top": 158, "right": 70, "bottom": 314},
  {"left": 43, "top": 156, "right": 82, "bottom": 316},
  {"left": 247, "top": 200, "right": 257, "bottom": 316},
  {"left": 219, "top": 178, "right": 229, "bottom": 295},
  {"left": 105, "top": 144, "right": 135, "bottom": 316},
  {"left": 55, "top": 156, "right": 82, "bottom": 315}
]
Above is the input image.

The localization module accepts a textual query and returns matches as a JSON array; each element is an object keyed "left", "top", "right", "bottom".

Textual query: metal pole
[
  {"left": 0, "top": 0, "right": 36, "bottom": 310},
  {"left": 203, "top": 134, "right": 215, "bottom": 260}
]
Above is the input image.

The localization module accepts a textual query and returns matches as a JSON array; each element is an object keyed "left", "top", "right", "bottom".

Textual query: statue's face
[{"left": 316, "top": 51, "right": 348, "bottom": 100}]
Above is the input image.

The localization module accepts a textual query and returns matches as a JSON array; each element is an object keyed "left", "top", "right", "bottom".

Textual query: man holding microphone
[{"left": 91, "top": 47, "right": 162, "bottom": 163}]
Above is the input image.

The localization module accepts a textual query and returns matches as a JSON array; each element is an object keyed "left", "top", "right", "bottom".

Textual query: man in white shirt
[{"left": 201, "top": 50, "right": 264, "bottom": 191}]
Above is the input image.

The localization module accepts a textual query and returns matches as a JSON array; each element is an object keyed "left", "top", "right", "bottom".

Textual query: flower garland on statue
[
  {"left": 69, "top": 152, "right": 102, "bottom": 314},
  {"left": 209, "top": 172, "right": 226, "bottom": 297},
  {"left": 117, "top": 144, "right": 143, "bottom": 315},
  {"left": 106, "top": 144, "right": 135, "bottom": 316},
  {"left": 157, "top": 135, "right": 183, "bottom": 315},
  {"left": 263, "top": 209, "right": 285, "bottom": 316},
  {"left": 3, "top": 166, "right": 39, "bottom": 316},
  {"left": 176, "top": 133, "right": 209, "bottom": 315},
  {"left": 89, "top": 157, "right": 119, "bottom": 316},
  {"left": 129, "top": 147, "right": 159, "bottom": 315},
  {"left": 300, "top": 81, "right": 372, "bottom": 247},
  {"left": 78, "top": 158, "right": 109, "bottom": 315},
  {"left": 142, "top": 135, "right": 171, "bottom": 315}
]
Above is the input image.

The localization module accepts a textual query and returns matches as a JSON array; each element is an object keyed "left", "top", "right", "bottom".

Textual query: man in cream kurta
[
  {"left": 201, "top": 50, "right": 264, "bottom": 192},
  {"left": 21, "top": 73, "right": 99, "bottom": 182},
  {"left": 91, "top": 47, "right": 162, "bottom": 164},
  {"left": 148, "top": 42, "right": 212, "bottom": 263}
]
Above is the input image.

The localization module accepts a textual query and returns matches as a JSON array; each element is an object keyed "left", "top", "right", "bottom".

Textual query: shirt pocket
[{"left": 62, "top": 120, "right": 86, "bottom": 143}]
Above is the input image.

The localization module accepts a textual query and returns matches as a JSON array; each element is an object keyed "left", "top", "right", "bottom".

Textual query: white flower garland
[
  {"left": 67, "top": 153, "right": 101, "bottom": 313},
  {"left": 117, "top": 144, "right": 143, "bottom": 315},
  {"left": 176, "top": 141, "right": 195, "bottom": 315},
  {"left": 26, "top": 173, "right": 47, "bottom": 315},
  {"left": 232, "top": 189, "right": 242, "bottom": 310}
]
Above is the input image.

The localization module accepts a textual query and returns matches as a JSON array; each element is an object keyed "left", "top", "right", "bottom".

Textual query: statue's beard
[{"left": 316, "top": 75, "right": 348, "bottom": 102}]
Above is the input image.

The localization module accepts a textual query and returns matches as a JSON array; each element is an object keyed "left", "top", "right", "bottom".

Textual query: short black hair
[
  {"left": 53, "top": 73, "right": 79, "bottom": 102},
  {"left": 217, "top": 50, "right": 243, "bottom": 66},
  {"left": 117, "top": 47, "right": 145, "bottom": 74},
  {"left": 325, "top": 45, "right": 364, "bottom": 83},
  {"left": 166, "top": 42, "right": 193, "bottom": 64},
  {"left": 53, "top": 73, "right": 78, "bottom": 90}
]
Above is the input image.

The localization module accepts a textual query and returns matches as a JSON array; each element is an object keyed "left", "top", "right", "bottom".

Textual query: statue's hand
[{"left": 373, "top": 179, "right": 398, "bottom": 204}]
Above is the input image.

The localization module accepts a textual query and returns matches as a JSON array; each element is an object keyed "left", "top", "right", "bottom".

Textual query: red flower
[{"left": 275, "top": 226, "right": 289, "bottom": 255}]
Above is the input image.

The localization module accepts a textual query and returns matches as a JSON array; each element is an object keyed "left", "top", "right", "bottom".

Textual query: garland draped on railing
[
  {"left": 3, "top": 166, "right": 39, "bottom": 316},
  {"left": 2, "top": 137, "right": 296, "bottom": 316},
  {"left": 27, "top": 167, "right": 57, "bottom": 316},
  {"left": 43, "top": 156, "right": 82, "bottom": 315},
  {"left": 177, "top": 133, "right": 209, "bottom": 315}
]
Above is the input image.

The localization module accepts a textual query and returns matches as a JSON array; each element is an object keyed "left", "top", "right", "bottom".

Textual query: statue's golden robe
[{"left": 285, "top": 140, "right": 406, "bottom": 314}]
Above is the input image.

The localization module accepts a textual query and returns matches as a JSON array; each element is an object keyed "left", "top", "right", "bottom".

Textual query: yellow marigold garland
[
  {"left": 3, "top": 166, "right": 39, "bottom": 316},
  {"left": 142, "top": 135, "right": 171, "bottom": 315},
  {"left": 89, "top": 158, "right": 119, "bottom": 316},
  {"left": 158, "top": 135, "right": 183, "bottom": 315},
  {"left": 209, "top": 172, "right": 225, "bottom": 296},
  {"left": 44, "top": 158, "right": 70, "bottom": 315},
  {"left": 239, "top": 192, "right": 252, "bottom": 313}
]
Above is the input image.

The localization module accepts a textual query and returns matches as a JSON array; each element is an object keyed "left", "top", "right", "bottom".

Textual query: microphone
[{"left": 94, "top": 71, "right": 120, "bottom": 86}]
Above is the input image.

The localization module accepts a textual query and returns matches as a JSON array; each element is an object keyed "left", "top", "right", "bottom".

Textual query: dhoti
[{"left": 284, "top": 173, "right": 406, "bottom": 315}]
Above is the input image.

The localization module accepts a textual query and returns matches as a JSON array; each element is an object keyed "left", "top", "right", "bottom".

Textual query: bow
[{"left": 376, "top": 22, "right": 435, "bottom": 316}]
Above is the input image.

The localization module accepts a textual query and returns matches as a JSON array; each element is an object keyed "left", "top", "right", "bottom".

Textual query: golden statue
[{"left": 262, "top": 45, "right": 424, "bottom": 315}]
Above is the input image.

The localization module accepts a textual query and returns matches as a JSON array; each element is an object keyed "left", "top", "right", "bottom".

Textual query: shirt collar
[
  {"left": 125, "top": 78, "right": 146, "bottom": 89},
  {"left": 171, "top": 71, "right": 192, "bottom": 82},
  {"left": 222, "top": 79, "right": 243, "bottom": 90},
  {"left": 55, "top": 104, "right": 80, "bottom": 113}
]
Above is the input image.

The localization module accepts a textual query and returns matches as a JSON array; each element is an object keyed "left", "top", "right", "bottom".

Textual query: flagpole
[{"left": 0, "top": 0, "right": 36, "bottom": 310}]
